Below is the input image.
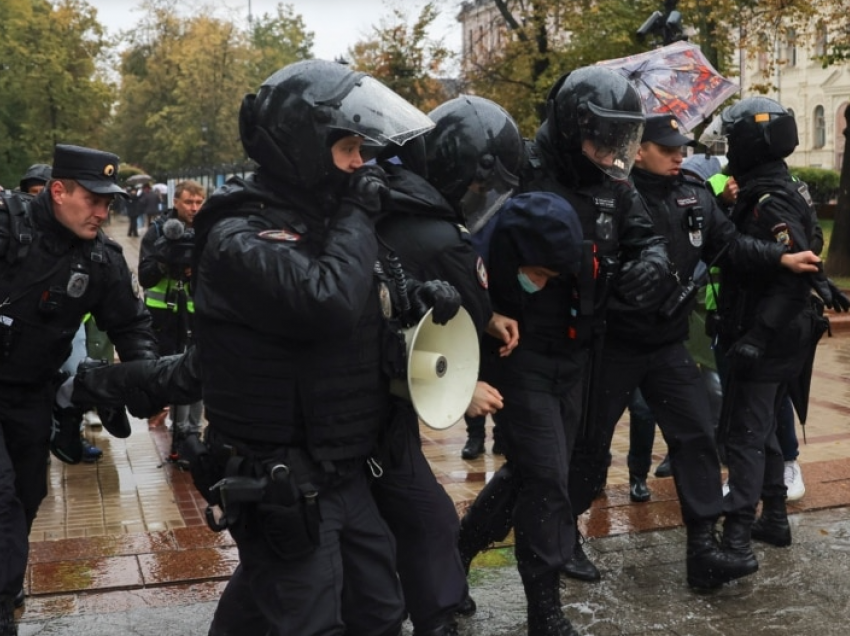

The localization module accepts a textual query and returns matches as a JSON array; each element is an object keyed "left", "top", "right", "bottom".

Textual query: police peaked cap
[
  {"left": 52, "top": 144, "right": 126, "bottom": 197},
  {"left": 641, "top": 114, "right": 696, "bottom": 147}
]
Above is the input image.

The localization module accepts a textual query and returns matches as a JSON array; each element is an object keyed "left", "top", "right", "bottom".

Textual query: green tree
[
  {"left": 0, "top": 0, "right": 113, "bottom": 187},
  {"left": 109, "top": 0, "right": 314, "bottom": 177},
  {"left": 348, "top": 2, "right": 453, "bottom": 113},
  {"left": 463, "top": 0, "right": 658, "bottom": 136},
  {"left": 248, "top": 3, "right": 314, "bottom": 84}
]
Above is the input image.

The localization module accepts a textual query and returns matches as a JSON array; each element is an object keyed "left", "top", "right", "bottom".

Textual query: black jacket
[
  {"left": 717, "top": 161, "right": 820, "bottom": 378},
  {"left": 376, "top": 163, "right": 491, "bottom": 338},
  {"left": 607, "top": 168, "right": 785, "bottom": 348},
  {"left": 192, "top": 173, "right": 391, "bottom": 460},
  {"left": 515, "top": 124, "right": 669, "bottom": 349},
  {"left": 0, "top": 190, "right": 156, "bottom": 386}
]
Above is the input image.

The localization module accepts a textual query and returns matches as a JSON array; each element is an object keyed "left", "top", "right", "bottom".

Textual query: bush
[{"left": 789, "top": 166, "right": 840, "bottom": 204}]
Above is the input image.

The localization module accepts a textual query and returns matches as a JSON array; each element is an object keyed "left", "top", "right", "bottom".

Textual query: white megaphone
[{"left": 390, "top": 306, "right": 480, "bottom": 430}]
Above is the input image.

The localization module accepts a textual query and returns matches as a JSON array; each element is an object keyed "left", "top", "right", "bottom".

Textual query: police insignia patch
[
  {"left": 689, "top": 229, "right": 703, "bottom": 248},
  {"left": 476, "top": 256, "right": 488, "bottom": 289},
  {"left": 67, "top": 272, "right": 89, "bottom": 298},
  {"left": 798, "top": 184, "right": 814, "bottom": 207},
  {"left": 258, "top": 229, "right": 301, "bottom": 242},
  {"left": 772, "top": 222, "right": 792, "bottom": 247},
  {"left": 378, "top": 282, "right": 393, "bottom": 318}
]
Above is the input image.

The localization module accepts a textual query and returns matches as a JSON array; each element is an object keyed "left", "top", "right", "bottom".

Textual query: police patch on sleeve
[
  {"left": 378, "top": 282, "right": 393, "bottom": 318},
  {"left": 797, "top": 183, "right": 814, "bottom": 208},
  {"left": 258, "top": 229, "right": 301, "bottom": 242},
  {"left": 476, "top": 256, "right": 489, "bottom": 289},
  {"left": 772, "top": 222, "right": 792, "bottom": 247}
]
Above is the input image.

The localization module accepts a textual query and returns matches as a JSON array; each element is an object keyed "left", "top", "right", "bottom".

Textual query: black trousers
[
  {"left": 460, "top": 348, "right": 584, "bottom": 582},
  {"left": 570, "top": 340, "right": 723, "bottom": 525},
  {"left": 723, "top": 378, "right": 785, "bottom": 523},
  {"left": 371, "top": 401, "right": 467, "bottom": 631},
  {"left": 222, "top": 468, "right": 404, "bottom": 636},
  {"left": 0, "top": 383, "right": 52, "bottom": 600}
]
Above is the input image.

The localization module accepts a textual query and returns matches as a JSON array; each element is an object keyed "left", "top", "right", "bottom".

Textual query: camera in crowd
[{"left": 155, "top": 218, "right": 196, "bottom": 278}]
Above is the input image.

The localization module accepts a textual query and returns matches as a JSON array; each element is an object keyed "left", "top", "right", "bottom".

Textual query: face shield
[
  {"left": 318, "top": 75, "right": 435, "bottom": 147},
  {"left": 578, "top": 102, "right": 644, "bottom": 180},
  {"left": 459, "top": 156, "right": 519, "bottom": 233}
]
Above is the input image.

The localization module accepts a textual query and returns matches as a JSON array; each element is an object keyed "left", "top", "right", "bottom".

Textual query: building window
[
  {"left": 785, "top": 29, "right": 796, "bottom": 66},
  {"left": 815, "top": 23, "right": 828, "bottom": 58},
  {"left": 814, "top": 106, "right": 826, "bottom": 149}
]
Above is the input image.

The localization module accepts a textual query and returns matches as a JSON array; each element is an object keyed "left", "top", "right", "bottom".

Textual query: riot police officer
[
  {"left": 716, "top": 97, "right": 847, "bottom": 571},
  {"left": 0, "top": 144, "right": 157, "bottom": 635},
  {"left": 189, "top": 60, "right": 458, "bottom": 636},
  {"left": 457, "top": 66, "right": 667, "bottom": 635},
  {"left": 369, "top": 94, "right": 522, "bottom": 636},
  {"left": 18, "top": 164, "right": 52, "bottom": 196},
  {"left": 568, "top": 114, "right": 821, "bottom": 590}
]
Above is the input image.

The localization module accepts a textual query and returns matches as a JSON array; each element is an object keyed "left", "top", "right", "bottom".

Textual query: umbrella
[
  {"left": 126, "top": 174, "right": 153, "bottom": 186},
  {"left": 152, "top": 183, "right": 168, "bottom": 195},
  {"left": 597, "top": 41, "right": 739, "bottom": 132}
]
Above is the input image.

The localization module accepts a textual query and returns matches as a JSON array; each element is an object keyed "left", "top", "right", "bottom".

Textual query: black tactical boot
[
  {"left": 454, "top": 591, "right": 476, "bottom": 617},
  {"left": 629, "top": 473, "right": 651, "bottom": 503},
  {"left": 524, "top": 573, "right": 579, "bottom": 636},
  {"left": 461, "top": 436, "right": 485, "bottom": 460},
  {"left": 0, "top": 597, "right": 17, "bottom": 636},
  {"left": 686, "top": 520, "right": 758, "bottom": 590},
  {"left": 751, "top": 496, "right": 791, "bottom": 547},
  {"left": 561, "top": 530, "right": 601, "bottom": 582},
  {"left": 654, "top": 454, "right": 672, "bottom": 477}
]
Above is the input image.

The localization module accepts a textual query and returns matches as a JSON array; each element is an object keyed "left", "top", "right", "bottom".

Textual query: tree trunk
[{"left": 826, "top": 105, "right": 850, "bottom": 277}]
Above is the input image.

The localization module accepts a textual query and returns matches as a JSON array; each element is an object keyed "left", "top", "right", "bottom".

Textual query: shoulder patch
[
  {"left": 797, "top": 183, "right": 814, "bottom": 208},
  {"left": 771, "top": 222, "right": 792, "bottom": 247},
  {"left": 258, "top": 229, "right": 301, "bottom": 242},
  {"left": 476, "top": 256, "right": 489, "bottom": 289}
]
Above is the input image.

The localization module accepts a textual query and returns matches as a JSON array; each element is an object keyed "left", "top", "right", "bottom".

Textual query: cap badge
[
  {"left": 104, "top": 164, "right": 115, "bottom": 177},
  {"left": 670, "top": 119, "right": 679, "bottom": 130}
]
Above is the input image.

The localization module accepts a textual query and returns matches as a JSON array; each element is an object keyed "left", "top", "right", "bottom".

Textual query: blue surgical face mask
[{"left": 517, "top": 271, "right": 543, "bottom": 294}]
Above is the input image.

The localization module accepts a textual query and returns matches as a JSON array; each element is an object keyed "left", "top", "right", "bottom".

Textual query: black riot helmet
[
  {"left": 424, "top": 95, "right": 523, "bottom": 233},
  {"left": 19, "top": 163, "right": 52, "bottom": 193},
  {"left": 721, "top": 96, "right": 798, "bottom": 177},
  {"left": 547, "top": 66, "right": 645, "bottom": 179},
  {"left": 239, "top": 59, "right": 434, "bottom": 189}
]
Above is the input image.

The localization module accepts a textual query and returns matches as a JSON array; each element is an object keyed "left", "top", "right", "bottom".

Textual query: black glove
[
  {"left": 727, "top": 332, "right": 765, "bottom": 371},
  {"left": 410, "top": 280, "right": 462, "bottom": 325},
  {"left": 341, "top": 165, "right": 389, "bottom": 217},
  {"left": 616, "top": 260, "right": 663, "bottom": 304},
  {"left": 811, "top": 274, "right": 850, "bottom": 313}
]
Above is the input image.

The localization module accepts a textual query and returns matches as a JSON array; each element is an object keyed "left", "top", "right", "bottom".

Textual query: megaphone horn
[{"left": 390, "top": 306, "right": 480, "bottom": 430}]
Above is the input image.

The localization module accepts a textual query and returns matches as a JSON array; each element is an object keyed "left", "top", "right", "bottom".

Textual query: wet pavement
[{"left": 15, "top": 214, "right": 850, "bottom": 634}]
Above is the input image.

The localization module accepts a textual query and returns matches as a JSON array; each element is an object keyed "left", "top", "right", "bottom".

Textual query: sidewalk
[{"left": 16, "top": 214, "right": 850, "bottom": 634}]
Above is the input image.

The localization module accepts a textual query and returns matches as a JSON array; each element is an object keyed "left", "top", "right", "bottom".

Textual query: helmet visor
[
  {"left": 459, "top": 156, "right": 518, "bottom": 233},
  {"left": 319, "top": 75, "right": 435, "bottom": 147},
  {"left": 579, "top": 102, "right": 645, "bottom": 179}
]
